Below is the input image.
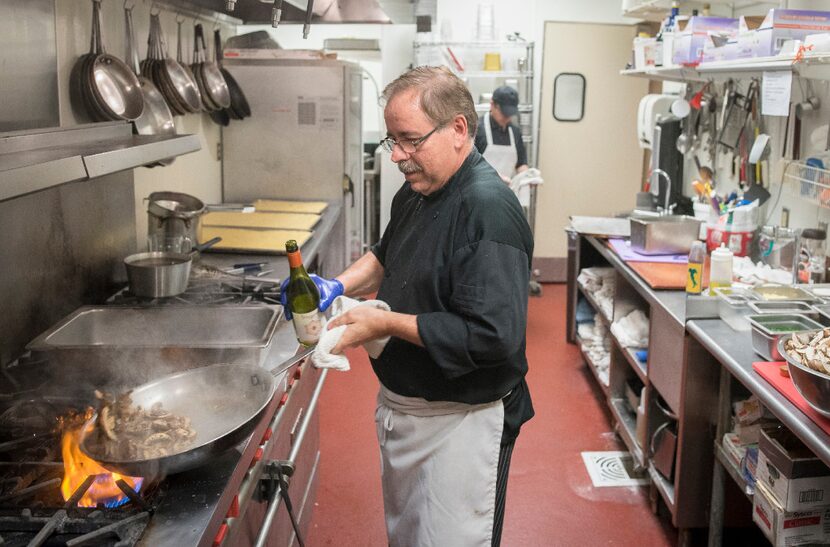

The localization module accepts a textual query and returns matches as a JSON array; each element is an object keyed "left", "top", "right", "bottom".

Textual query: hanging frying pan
[
  {"left": 216, "top": 29, "right": 250, "bottom": 119},
  {"left": 125, "top": 5, "right": 175, "bottom": 138},
  {"left": 85, "top": 0, "right": 144, "bottom": 121}
]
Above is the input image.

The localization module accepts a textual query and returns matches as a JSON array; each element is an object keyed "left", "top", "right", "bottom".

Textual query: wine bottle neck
[{"left": 287, "top": 249, "right": 304, "bottom": 269}]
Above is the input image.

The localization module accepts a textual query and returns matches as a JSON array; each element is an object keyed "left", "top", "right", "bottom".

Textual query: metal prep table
[
  {"left": 568, "top": 231, "right": 830, "bottom": 544},
  {"left": 688, "top": 319, "right": 830, "bottom": 547}
]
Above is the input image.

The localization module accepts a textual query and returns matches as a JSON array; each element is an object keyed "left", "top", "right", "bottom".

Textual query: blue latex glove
[{"left": 280, "top": 274, "right": 344, "bottom": 320}]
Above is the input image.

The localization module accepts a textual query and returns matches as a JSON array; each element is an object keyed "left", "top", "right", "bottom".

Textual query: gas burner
[{"left": 108, "top": 266, "right": 281, "bottom": 307}]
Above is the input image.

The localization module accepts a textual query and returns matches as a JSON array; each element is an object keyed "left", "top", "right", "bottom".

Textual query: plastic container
[
  {"left": 709, "top": 244, "right": 734, "bottom": 293},
  {"left": 798, "top": 228, "right": 827, "bottom": 284},
  {"left": 713, "top": 287, "right": 757, "bottom": 331},
  {"left": 686, "top": 241, "right": 707, "bottom": 294},
  {"left": 706, "top": 223, "right": 755, "bottom": 256}
]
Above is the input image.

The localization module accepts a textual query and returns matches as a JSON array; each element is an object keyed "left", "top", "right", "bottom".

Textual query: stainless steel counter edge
[
  {"left": 584, "top": 234, "right": 687, "bottom": 326},
  {"left": 687, "top": 319, "right": 830, "bottom": 467},
  {"left": 198, "top": 201, "right": 343, "bottom": 282}
]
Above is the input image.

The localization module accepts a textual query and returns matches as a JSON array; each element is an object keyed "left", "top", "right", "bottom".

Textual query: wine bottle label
[{"left": 292, "top": 309, "right": 323, "bottom": 345}]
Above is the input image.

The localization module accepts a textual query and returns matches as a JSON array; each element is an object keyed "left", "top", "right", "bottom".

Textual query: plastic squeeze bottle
[
  {"left": 686, "top": 241, "right": 706, "bottom": 294},
  {"left": 709, "top": 243, "right": 734, "bottom": 294}
]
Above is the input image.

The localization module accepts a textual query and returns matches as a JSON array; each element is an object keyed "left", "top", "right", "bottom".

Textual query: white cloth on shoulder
[{"left": 311, "top": 296, "right": 391, "bottom": 371}]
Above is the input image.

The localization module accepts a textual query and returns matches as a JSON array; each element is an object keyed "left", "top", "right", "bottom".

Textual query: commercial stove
[{"left": 0, "top": 270, "right": 325, "bottom": 546}]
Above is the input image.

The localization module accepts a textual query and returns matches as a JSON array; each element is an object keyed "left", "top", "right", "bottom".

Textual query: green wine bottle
[{"left": 285, "top": 240, "right": 323, "bottom": 346}]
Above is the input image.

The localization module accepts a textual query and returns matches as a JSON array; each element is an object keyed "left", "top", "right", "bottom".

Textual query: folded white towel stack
[{"left": 311, "top": 296, "right": 391, "bottom": 371}]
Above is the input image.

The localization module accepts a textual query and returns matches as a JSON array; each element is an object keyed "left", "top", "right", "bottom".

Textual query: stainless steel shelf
[
  {"left": 577, "top": 283, "right": 612, "bottom": 325},
  {"left": 688, "top": 319, "right": 830, "bottom": 467},
  {"left": 612, "top": 335, "right": 648, "bottom": 384},
  {"left": 461, "top": 71, "right": 533, "bottom": 78},
  {"left": 714, "top": 443, "right": 753, "bottom": 501},
  {"left": 414, "top": 41, "right": 535, "bottom": 48},
  {"left": 0, "top": 122, "right": 201, "bottom": 201},
  {"left": 576, "top": 335, "right": 610, "bottom": 396},
  {"left": 621, "top": 53, "right": 830, "bottom": 83},
  {"left": 648, "top": 462, "right": 676, "bottom": 509},
  {"left": 585, "top": 236, "right": 687, "bottom": 326},
  {"left": 610, "top": 397, "right": 645, "bottom": 468}
]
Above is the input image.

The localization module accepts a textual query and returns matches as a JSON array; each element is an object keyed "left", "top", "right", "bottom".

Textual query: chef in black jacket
[{"left": 325, "top": 66, "right": 534, "bottom": 547}]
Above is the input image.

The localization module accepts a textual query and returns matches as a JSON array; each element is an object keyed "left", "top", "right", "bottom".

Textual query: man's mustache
[{"left": 398, "top": 160, "right": 422, "bottom": 174}]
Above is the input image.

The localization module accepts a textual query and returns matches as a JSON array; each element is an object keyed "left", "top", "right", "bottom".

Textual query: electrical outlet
[{"left": 781, "top": 207, "right": 790, "bottom": 228}]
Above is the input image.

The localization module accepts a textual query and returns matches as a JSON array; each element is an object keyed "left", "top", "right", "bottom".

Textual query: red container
[{"left": 706, "top": 225, "right": 754, "bottom": 256}]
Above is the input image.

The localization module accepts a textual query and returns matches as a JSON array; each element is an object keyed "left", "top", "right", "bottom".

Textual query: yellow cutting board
[
  {"left": 201, "top": 226, "right": 312, "bottom": 254},
  {"left": 253, "top": 199, "right": 328, "bottom": 214},
  {"left": 202, "top": 211, "right": 320, "bottom": 231}
]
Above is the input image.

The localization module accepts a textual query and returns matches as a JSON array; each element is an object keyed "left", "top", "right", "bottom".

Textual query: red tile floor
[{"left": 306, "top": 284, "right": 677, "bottom": 546}]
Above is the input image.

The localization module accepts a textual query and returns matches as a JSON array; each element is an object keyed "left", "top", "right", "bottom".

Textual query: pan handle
[{"left": 254, "top": 368, "right": 327, "bottom": 547}]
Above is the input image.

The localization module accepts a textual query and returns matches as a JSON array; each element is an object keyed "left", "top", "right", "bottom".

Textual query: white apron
[
  {"left": 482, "top": 112, "right": 519, "bottom": 180},
  {"left": 375, "top": 384, "right": 504, "bottom": 547}
]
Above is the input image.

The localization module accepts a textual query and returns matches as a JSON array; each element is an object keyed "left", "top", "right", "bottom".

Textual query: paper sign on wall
[{"left": 761, "top": 71, "right": 792, "bottom": 117}]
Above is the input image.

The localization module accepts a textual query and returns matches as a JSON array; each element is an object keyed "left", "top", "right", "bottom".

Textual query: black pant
[{"left": 492, "top": 440, "right": 515, "bottom": 547}]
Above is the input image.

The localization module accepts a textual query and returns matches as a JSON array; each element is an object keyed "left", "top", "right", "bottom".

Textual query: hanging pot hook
[
  {"left": 124, "top": 0, "right": 135, "bottom": 11},
  {"left": 175, "top": 11, "right": 185, "bottom": 24},
  {"left": 150, "top": 1, "right": 161, "bottom": 16}
]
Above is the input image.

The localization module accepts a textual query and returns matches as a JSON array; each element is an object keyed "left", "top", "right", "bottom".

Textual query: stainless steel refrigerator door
[{"left": 221, "top": 60, "right": 348, "bottom": 202}]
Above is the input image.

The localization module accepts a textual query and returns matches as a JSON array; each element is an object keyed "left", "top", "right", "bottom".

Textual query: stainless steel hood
[{"left": 167, "top": 0, "right": 415, "bottom": 24}]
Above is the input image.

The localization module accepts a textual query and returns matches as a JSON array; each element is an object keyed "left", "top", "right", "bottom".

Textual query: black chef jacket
[
  {"left": 474, "top": 115, "right": 528, "bottom": 169},
  {"left": 371, "top": 147, "right": 534, "bottom": 443}
]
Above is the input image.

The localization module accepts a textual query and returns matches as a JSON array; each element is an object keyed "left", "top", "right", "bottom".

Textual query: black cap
[{"left": 492, "top": 86, "right": 519, "bottom": 117}]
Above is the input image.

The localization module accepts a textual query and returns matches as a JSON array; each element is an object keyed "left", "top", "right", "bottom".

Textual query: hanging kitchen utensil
[
  {"left": 176, "top": 17, "right": 205, "bottom": 113},
  {"left": 86, "top": 0, "right": 144, "bottom": 121},
  {"left": 191, "top": 24, "right": 218, "bottom": 112},
  {"left": 216, "top": 28, "right": 250, "bottom": 119},
  {"left": 146, "top": 12, "right": 202, "bottom": 115},
  {"left": 70, "top": 2, "right": 108, "bottom": 121},
  {"left": 79, "top": 347, "right": 315, "bottom": 476},
  {"left": 125, "top": 5, "right": 175, "bottom": 139},
  {"left": 72, "top": 0, "right": 144, "bottom": 122},
  {"left": 196, "top": 24, "right": 231, "bottom": 110}
]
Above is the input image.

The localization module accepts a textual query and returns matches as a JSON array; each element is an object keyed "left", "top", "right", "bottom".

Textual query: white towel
[{"left": 311, "top": 296, "right": 392, "bottom": 371}]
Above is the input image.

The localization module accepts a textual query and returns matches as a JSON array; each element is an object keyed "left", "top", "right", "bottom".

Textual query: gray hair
[{"left": 382, "top": 66, "right": 478, "bottom": 139}]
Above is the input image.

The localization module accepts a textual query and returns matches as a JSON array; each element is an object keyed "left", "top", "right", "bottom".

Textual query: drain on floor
[{"left": 581, "top": 451, "right": 649, "bottom": 487}]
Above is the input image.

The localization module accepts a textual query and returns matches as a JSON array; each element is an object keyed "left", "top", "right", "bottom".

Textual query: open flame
[{"left": 61, "top": 428, "right": 143, "bottom": 508}]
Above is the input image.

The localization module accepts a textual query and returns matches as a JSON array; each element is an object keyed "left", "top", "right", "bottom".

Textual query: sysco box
[
  {"left": 672, "top": 16, "right": 739, "bottom": 66},
  {"left": 755, "top": 9, "right": 830, "bottom": 57}
]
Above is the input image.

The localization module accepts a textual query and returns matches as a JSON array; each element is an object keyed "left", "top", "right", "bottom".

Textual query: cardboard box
[
  {"left": 734, "top": 396, "right": 773, "bottom": 426},
  {"left": 735, "top": 15, "right": 766, "bottom": 59},
  {"left": 723, "top": 433, "right": 747, "bottom": 468},
  {"left": 753, "top": 482, "right": 830, "bottom": 547},
  {"left": 672, "top": 16, "right": 739, "bottom": 66},
  {"left": 757, "top": 426, "right": 830, "bottom": 511},
  {"left": 755, "top": 9, "right": 830, "bottom": 57}
]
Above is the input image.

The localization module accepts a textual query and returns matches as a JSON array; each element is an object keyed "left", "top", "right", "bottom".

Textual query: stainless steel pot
[
  {"left": 147, "top": 191, "right": 206, "bottom": 245},
  {"left": 124, "top": 251, "right": 191, "bottom": 298}
]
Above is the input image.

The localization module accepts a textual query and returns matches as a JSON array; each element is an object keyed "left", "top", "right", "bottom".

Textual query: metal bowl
[{"left": 777, "top": 333, "right": 830, "bottom": 418}]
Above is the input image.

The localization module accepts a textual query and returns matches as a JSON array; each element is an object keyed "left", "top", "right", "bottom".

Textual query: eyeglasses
[{"left": 380, "top": 125, "right": 444, "bottom": 154}]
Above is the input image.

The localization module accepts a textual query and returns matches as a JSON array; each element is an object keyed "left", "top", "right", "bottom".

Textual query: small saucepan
[{"left": 124, "top": 237, "right": 220, "bottom": 298}]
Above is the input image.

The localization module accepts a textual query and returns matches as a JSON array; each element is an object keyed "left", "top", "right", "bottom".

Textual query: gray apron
[{"left": 375, "top": 384, "right": 505, "bottom": 547}]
